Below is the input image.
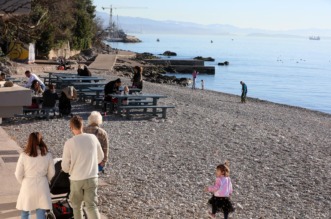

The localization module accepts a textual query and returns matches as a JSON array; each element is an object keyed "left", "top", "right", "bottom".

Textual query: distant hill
[{"left": 96, "top": 11, "right": 331, "bottom": 38}]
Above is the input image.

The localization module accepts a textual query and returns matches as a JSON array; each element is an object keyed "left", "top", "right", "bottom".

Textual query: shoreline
[
  {"left": 112, "top": 49, "right": 331, "bottom": 116},
  {"left": 202, "top": 88, "right": 331, "bottom": 117}
]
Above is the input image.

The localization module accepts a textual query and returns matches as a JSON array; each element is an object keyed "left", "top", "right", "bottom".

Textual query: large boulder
[
  {"left": 218, "top": 61, "right": 230, "bottom": 66},
  {"left": 162, "top": 51, "right": 177, "bottom": 56},
  {"left": 194, "top": 56, "right": 215, "bottom": 61}
]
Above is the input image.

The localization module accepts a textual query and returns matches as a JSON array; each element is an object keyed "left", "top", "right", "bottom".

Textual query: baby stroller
[{"left": 46, "top": 159, "right": 88, "bottom": 219}]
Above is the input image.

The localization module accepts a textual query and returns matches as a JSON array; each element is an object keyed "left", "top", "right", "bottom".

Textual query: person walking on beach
[
  {"left": 84, "top": 111, "right": 109, "bottom": 173},
  {"left": 240, "top": 81, "right": 248, "bottom": 103},
  {"left": 15, "top": 132, "right": 55, "bottom": 219},
  {"left": 205, "top": 161, "right": 235, "bottom": 219},
  {"left": 192, "top": 70, "right": 199, "bottom": 89},
  {"left": 62, "top": 116, "right": 104, "bottom": 219}
]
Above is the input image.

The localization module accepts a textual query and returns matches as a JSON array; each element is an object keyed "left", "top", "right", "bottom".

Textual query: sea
[{"left": 108, "top": 34, "right": 331, "bottom": 114}]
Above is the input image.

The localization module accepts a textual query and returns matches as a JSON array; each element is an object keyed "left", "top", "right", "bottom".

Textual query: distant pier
[{"left": 144, "top": 59, "right": 215, "bottom": 74}]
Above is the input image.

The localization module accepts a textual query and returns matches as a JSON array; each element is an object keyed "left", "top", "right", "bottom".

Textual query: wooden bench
[
  {"left": 128, "top": 100, "right": 154, "bottom": 105},
  {"left": 119, "top": 105, "right": 175, "bottom": 119},
  {"left": 81, "top": 92, "right": 98, "bottom": 102},
  {"left": 77, "top": 89, "right": 94, "bottom": 101},
  {"left": 102, "top": 99, "right": 153, "bottom": 112},
  {"left": 15, "top": 107, "right": 57, "bottom": 120},
  {"left": 92, "top": 96, "right": 105, "bottom": 106}
]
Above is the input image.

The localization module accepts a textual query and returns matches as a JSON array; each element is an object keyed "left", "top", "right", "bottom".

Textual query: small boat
[
  {"left": 156, "top": 38, "right": 160, "bottom": 42},
  {"left": 309, "top": 36, "right": 320, "bottom": 40},
  {"left": 211, "top": 40, "right": 213, "bottom": 43}
]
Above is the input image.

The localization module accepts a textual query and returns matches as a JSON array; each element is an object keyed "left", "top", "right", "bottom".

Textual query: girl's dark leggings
[
  {"left": 224, "top": 212, "right": 229, "bottom": 219},
  {"left": 212, "top": 205, "right": 229, "bottom": 219}
]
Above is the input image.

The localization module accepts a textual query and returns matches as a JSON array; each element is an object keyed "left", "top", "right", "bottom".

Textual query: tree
[
  {"left": 71, "top": 0, "right": 96, "bottom": 50},
  {"left": 0, "top": 0, "right": 99, "bottom": 56}
]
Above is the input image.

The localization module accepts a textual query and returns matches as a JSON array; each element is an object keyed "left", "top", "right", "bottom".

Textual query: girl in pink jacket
[{"left": 205, "top": 161, "right": 235, "bottom": 219}]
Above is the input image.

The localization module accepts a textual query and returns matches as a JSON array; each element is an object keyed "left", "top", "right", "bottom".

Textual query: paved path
[
  {"left": 0, "top": 127, "right": 23, "bottom": 218},
  {"left": 0, "top": 127, "right": 107, "bottom": 219},
  {"left": 88, "top": 51, "right": 135, "bottom": 73}
]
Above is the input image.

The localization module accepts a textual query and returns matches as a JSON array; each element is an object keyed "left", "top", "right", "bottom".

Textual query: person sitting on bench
[
  {"left": 103, "top": 78, "right": 121, "bottom": 111},
  {"left": 42, "top": 84, "right": 58, "bottom": 108}
]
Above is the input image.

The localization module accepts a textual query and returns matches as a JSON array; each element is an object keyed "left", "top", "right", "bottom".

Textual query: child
[{"left": 205, "top": 161, "right": 235, "bottom": 219}]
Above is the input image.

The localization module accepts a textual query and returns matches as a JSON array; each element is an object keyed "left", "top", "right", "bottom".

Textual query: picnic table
[
  {"left": 44, "top": 72, "right": 78, "bottom": 84},
  {"left": 72, "top": 82, "right": 106, "bottom": 101},
  {"left": 87, "top": 87, "right": 142, "bottom": 106},
  {"left": 5, "top": 77, "right": 22, "bottom": 83},
  {"left": 16, "top": 95, "right": 56, "bottom": 120},
  {"left": 111, "top": 93, "right": 169, "bottom": 116},
  {"left": 56, "top": 77, "right": 106, "bottom": 89}
]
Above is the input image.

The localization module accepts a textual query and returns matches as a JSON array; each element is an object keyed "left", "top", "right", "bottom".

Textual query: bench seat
[
  {"left": 15, "top": 107, "right": 56, "bottom": 120},
  {"left": 119, "top": 105, "right": 175, "bottom": 119}
]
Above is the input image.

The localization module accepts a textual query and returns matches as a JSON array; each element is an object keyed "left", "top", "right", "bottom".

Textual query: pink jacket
[
  {"left": 192, "top": 71, "right": 198, "bottom": 78},
  {"left": 208, "top": 176, "right": 233, "bottom": 197}
]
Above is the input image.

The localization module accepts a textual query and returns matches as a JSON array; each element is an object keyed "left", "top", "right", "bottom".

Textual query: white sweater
[
  {"left": 62, "top": 133, "right": 104, "bottom": 181},
  {"left": 25, "top": 73, "right": 45, "bottom": 88}
]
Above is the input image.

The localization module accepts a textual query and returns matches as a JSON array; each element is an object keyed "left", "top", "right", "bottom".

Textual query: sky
[{"left": 93, "top": 0, "right": 331, "bottom": 31}]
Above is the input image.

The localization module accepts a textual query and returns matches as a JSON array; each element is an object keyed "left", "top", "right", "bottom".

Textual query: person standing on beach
[
  {"left": 240, "top": 81, "right": 248, "bottom": 103},
  {"left": 192, "top": 70, "right": 199, "bottom": 89},
  {"left": 62, "top": 115, "right": 104, "bottom": 219},
  {"left": 205, "top": 161, "right": 235, "bottom": 219},
  {"left": 83, "top": 111, "right": 109, "bottom": 173}
]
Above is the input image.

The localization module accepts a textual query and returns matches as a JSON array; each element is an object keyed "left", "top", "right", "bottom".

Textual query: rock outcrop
[
  {"left": 218, "top": 61, "right": 229, "bottom": 66},
  {"left": 162, "top": 51, "right": 177, "bottom": 56},
  {"left": 194, "top": 56, "right": 215, "bottom": 62}
]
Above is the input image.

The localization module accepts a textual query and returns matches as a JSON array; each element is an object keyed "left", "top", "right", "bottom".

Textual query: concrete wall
[
  {"left": 145, "top": 59, "right": 215, "bottom": 74},
  {"left": 145, "top": 59, "right": 205, "bottom": 66},
  {"left": 0, "top": 82, "right": 31, "bottom": 118}
]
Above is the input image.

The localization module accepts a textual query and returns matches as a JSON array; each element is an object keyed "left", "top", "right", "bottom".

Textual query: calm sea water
[{"left": 108, "top": 34, "right": 331, "bottom": 114}]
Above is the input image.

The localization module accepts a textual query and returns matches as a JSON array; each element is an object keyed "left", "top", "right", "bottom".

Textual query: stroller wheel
[{"left": 46, "top": 210, "right": 56, "bottom": 219}]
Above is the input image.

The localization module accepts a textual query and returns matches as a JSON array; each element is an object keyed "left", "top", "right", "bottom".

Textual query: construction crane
[{"left": 102, "top": 5, "right": 147, "bottom": 39}]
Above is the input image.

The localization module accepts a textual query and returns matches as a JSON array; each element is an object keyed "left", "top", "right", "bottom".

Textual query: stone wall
[{"left": 48, "top": 49, "right": 81, "bottom": 60}]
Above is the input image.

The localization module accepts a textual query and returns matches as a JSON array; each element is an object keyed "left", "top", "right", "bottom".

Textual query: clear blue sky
[{"left": 93, "top": 0, "right": 331, "bottom": 30}]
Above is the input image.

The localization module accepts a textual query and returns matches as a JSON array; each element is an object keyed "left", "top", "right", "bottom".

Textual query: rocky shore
[
  {"left": 113, "top": 52, "right": 192, "bottom": 86},
  {"left": 2, "top": 58, "right": 331, "bottom": 218}
]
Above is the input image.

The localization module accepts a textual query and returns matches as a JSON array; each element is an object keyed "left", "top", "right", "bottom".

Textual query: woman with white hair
[{"left": 83, "top": 111, "right": 109, "bottom": 172}]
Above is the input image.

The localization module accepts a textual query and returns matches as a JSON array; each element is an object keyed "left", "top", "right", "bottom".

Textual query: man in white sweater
[
  {"left": 24, "top": 70, "right": 46, "bottom": 91},
  {"left": 62, "top": 115, "right": 104, "bottom": 219}
]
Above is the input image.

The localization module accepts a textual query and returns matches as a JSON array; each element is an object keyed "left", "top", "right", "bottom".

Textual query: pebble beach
[{"left": 2, "top": 62, "right": 331, "bottom": 218}]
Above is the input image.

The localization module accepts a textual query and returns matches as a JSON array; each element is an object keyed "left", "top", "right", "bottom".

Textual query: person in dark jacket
[
  {"left": 132, "top": 66, "right": 143, "bottom": 89},
  {"left": 77, "top": 65, "right": 83, "bottom": 76},
  {"left": 103, "top": 78, "right": 121, "bottom": 112},
  {"left": 81, "top": 65, "right": 92, "bottom": 77},
  {"left": 59, "top": 92, "right": 71, "bottom": 116},
  {"left": 104, "top": 78, "right": 121, "bottom": 98},
  {"left": 42, "top": 84, "right": 58, "bottom": 108},
  {"left": 58, "top": 87, "right": 77, "bottom": 116},
  {"left": 240, "top": 81, "right": 248, "bottom": 103}
]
